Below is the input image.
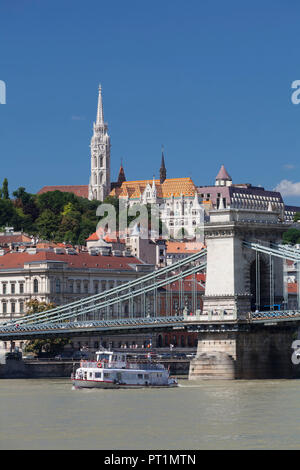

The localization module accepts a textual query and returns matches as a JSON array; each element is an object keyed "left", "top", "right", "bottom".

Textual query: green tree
[
  {"left": 2, "top": 178, "right": 9, "bottom": 199},
  {"left": 294, "top": 212, "right": 300, "bottom": 222},
  {"left": 0, "top": 198, "right": 15, "bottom": 226},
  {"left": 282, "top": 228, "right": 300, "bottom": 245},
  {"left": 36, "top": 209, "right": 59, "bottom": 239},
  {"left": 24, "top": 300, "right": 70, "bottom": 356}
]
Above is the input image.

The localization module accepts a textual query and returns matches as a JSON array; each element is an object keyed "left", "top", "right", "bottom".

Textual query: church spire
[
  {"left": 117, "top": 159, "right": 126, "bottom": 185},
  {"left": 96, "top": 84, "right": 104, "bottom": 125},
  {"left": 160, "top": 145, "right": 167, "bottom": 184}
]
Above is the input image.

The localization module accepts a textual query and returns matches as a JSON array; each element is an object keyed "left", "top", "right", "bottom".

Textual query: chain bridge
[{"left": 2, "top": 207, "right": 300, "bottom": 380}]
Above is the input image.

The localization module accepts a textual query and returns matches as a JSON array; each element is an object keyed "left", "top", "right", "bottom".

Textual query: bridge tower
[
  {"left": 202, "top": 206, "right": 286, "bottom": 319},
  {"left": 189, "top": 206, "right": 295, "bottom": 380}
]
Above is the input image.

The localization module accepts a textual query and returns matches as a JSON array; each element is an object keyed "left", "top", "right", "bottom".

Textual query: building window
[
  {"left": 19, "top": 302, "right": 24, "bottom": 313},
  {"left": 11, "top": 302, "right": 15, "bottom": 314},
  {"left": 84, "top": 282, "right": 89, "bottom": 294},
  {"left": 55, "top": 279, "right": 61, "bottom": 294},
  {"left": 11, "top": 284, "right": 15, "bottom": 294},
  {"left": 3, "top": 284, "right": 6, "bottom": 295},
  {"left": 19, "top": 283, "right": 24, "bottom": 294},
  {"left": 94, "top": 282, "right": 99, "bottom": 294},
  {"left": 3, "top": 302, "right": 7, "bottom": 314},
  {"left": 69, "top": 281, "right": 74, "bottom": 293},
  {"left": 33, "top": 279, "right": 39, "bottom": 294},
  {"left": 76, "top": 281, "right": 81, "bottom": 294}
]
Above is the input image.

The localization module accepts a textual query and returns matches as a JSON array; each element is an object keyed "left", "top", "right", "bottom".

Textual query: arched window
[{"left": 33, "top": 279, "right": 39, "bottom": 294}]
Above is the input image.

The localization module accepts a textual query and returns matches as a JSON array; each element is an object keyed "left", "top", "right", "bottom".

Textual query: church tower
[{"left": 88, "top": 85, "right": 111, "bottom": 201}]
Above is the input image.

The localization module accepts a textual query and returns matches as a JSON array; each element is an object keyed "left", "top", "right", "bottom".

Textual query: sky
[{"left": 1, "top": 0, "right": 300, "bottom": 204}]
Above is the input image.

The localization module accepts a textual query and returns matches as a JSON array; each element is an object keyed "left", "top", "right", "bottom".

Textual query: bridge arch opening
[{"left": 250, "top": 257, "right": 269, "bottom": 311}]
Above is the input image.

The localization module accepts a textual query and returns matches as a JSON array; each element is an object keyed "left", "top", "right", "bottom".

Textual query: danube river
[{"left": 0, "top": 378, "right": 300, "bottom": 450}]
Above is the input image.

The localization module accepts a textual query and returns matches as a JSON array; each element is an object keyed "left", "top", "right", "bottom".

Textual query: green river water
[{"left": 0, "top": 378, "right": 300, "bottom": 450}]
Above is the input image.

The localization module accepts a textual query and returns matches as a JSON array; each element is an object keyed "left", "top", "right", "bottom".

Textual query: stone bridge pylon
[
  {"left": 189, "top": 206, "right": 294, "bottom": 380},
  {"left": 202, "top": 206, "right": 287, "bottom": 319}
]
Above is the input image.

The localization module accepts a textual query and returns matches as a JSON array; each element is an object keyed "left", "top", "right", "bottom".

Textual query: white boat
[{"left": 71, "top": 350, "right": 178, "bottom": 389}]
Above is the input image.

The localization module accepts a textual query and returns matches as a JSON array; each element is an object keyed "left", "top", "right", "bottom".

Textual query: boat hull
[{"left": 72, "top": 379, "right": 177, "bottom": 389}]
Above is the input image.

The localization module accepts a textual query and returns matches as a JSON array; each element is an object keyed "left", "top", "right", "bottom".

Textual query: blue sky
[{"left": 1, "top": 0, "right": 300, "bottom": 204}]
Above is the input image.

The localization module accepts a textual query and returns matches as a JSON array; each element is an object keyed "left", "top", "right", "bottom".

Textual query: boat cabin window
[
  {"left": 95, "top": 372, "right": 102, "bottom": 379},
  {"left": 144, "top": 374, "right": 149, "bottom": 379},
  {"left": 113, "top": 354, "right": 125, "bottom": 361},
  {"left": 104, "top": 373, "right": 110, "bottom": 378},
  {"left": 138, "top": 374, "right": 143, "bottom": 379},
  {"left": 98, "top": 354, "right": 111, "bottom": 361}
]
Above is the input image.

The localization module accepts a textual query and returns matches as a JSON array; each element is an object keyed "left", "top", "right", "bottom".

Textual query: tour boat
[{"left": 71, "top": 350, "right": 178, "bottom": 389}]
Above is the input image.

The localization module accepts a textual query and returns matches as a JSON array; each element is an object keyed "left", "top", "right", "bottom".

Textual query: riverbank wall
[{"left": 0, "top": 359, "right": 190, "bottom": 379}]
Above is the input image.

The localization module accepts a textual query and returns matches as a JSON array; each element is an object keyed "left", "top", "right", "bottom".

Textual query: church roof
[
  {"left": 216, "top": 165, "right": 232, "bottom": 181},
  {"left": 110, "top": 177, "right": 196, "bottom": 199},
  {"left": 37, "top": 185, "right": 89, "bottom": 199}
]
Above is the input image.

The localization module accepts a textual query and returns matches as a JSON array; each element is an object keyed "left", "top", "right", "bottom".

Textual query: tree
[
  {"left": 294, "top": 213, "right": 300, "bottom": 223},
  {"left": 282, "top": 228, "right": 300, "bottom": 245},
  {"left": 24, "top": 300, "right": 70, "bottom": 356},
  {"left": 2, "top": 178, "right": 9, "bottom": 199},
  {"left": 35, "top": 209, "right": 59, "bottom": 239},
  {"left": 0, "top": 198, "right": 15, "bottom": 227}
]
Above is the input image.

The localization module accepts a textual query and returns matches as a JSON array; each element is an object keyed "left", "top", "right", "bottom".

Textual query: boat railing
[{"left": 79, "top": 360, "right": 166, "bottom": 370}]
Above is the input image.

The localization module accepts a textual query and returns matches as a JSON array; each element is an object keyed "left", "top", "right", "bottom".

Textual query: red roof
[
  {"left": 37, "top": 185, "right": 89, "bottom": 199},
  {"left": 166, "top": 241, "right": 205, "bottom": 254},
  {"left": 0, "top": 250, "right": 142, "bottom": 270},
  {"left": 86, "top": 230, "right": 126, "bottom": 243},
  {"left": 0, "top": 234, "right": 32, "bottom": 245}
]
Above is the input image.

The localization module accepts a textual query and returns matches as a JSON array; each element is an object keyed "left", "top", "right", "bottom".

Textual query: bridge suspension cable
[
  {"left": 4, "top": 249, "right": 207, "bottom": 327},
  {"left": 2, "top": 260, "right": 207, "bottom": 333},
  {"left": 243, "top": 241, "right": 300, "bottom": 261}
]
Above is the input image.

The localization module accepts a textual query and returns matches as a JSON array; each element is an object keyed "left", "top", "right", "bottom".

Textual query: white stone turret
[{"left": 88, "top": 85, "right": 111, "bottom": 201}]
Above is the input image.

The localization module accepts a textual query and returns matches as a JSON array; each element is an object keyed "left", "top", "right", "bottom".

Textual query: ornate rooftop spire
[
  {"left": 117, "top": 160, "right": 126, "bottom": 185},
  {"left": 216, "top": 165, "right": 231, "bottom": 181},
  {"left": 96, "top": 84, "right": 104, "bottom": 125},
  {"left": 160, "top": 145, "right": 167, "bottom": 184},
  {"left": 215, "top": 165, "right": 232, "bottom": 187}
]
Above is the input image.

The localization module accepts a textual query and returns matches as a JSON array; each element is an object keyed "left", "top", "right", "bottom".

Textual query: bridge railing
[
  {"left": 251, "top": 310, "right": 300, "bottom": 320},
  {"left": 0, "top": 315, "right": 186, "bottom": 336}
]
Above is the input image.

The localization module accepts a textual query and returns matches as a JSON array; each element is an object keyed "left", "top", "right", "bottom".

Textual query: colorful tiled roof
[{"left": 110, "top": 177, "right": 196, "bottom": 199}]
